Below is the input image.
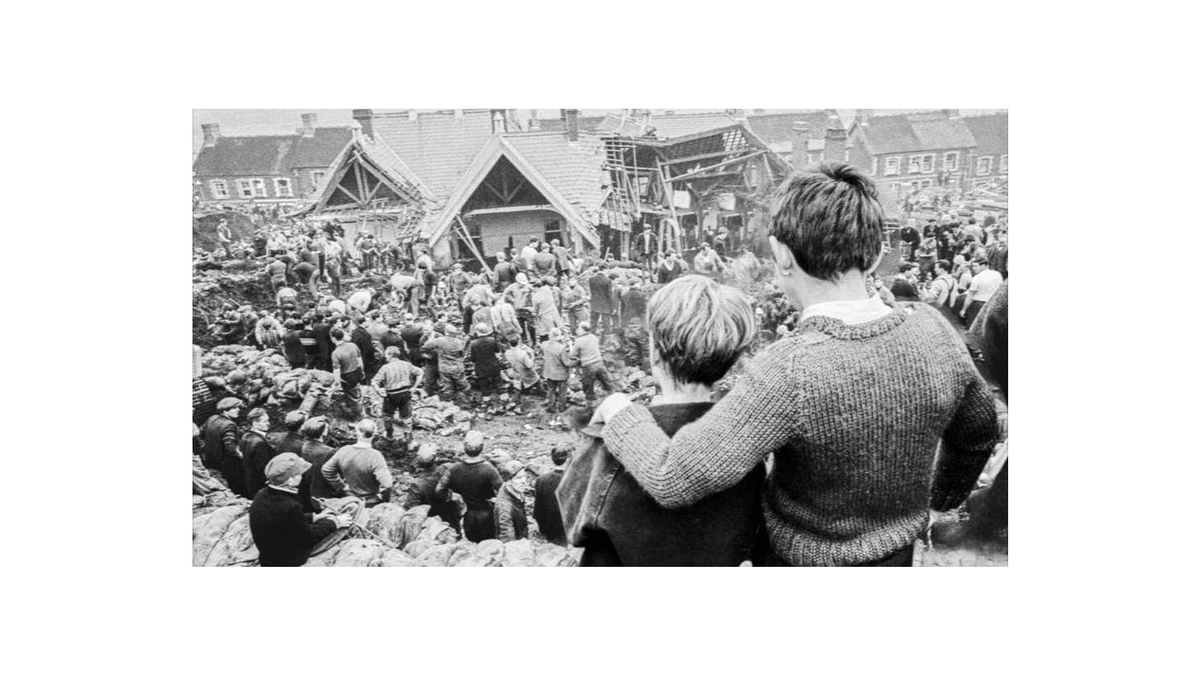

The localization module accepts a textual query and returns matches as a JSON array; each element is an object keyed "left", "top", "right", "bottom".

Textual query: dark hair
[
  {"left": 509, "top": 337, "right": 521, "bottom": 347},
  {"left": 768, "top": 162, "right": 884, "bottom": 281},
  {"left": 301, "top": 417, "right": 328, "bottom": 439},
  {"left": 551, "top": 445, "right": 570, "bottom": 466},
  {"left": 935, "top": 260, "right": 953, "bottom": 275},
  {"left": 330, "top": 327, "right": 345, "bottom": 341}
]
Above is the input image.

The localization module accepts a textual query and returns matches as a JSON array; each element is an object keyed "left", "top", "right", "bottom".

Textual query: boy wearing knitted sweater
[{"left": 593, "top": 163, "right": 1000, "bottom": 566}]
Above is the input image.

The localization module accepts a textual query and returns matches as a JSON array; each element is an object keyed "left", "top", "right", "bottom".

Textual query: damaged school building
[{"left": 194, "top": 109, "right": 868, "bottom": 269}]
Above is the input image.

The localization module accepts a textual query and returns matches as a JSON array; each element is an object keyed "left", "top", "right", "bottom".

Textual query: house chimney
[
  {"left": 855, "top": 109, "right": 872, "bottom": 127},
  {"left": 300, "top": 113, "right": 317, "bottom": 137},
  {"left": 562, "top": 109, "right": 579, "bottom": 142},
  {"left": 944, "top": 108, "right": 960, "bottom": 118},
  {"left": 201, "top": 123, "right": 220, "bottom": 148},
  {"left": 529, "top": 109, "right": 540, "bottom": 131},
  {"left": 407, "top": 109, "right": 417, "bottom": 121},
  {"left": 824, "top": 125, "right": 848, "bottom": 163},
  {"left": 790, "top": 122, "right": 810, "bottom": 171},
  {"left": 491, "top": 109, "right": 508, "bottom": 134},
  {"left": 352, "top": 109, "right": 374, "bottom": 139}
]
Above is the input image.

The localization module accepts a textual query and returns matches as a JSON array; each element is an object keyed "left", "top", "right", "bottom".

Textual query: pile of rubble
[{"left": 192, "top": 495, "right": 580, "bottom": 567}]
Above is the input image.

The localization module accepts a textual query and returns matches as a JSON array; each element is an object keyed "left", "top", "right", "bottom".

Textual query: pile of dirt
[
  {"left": 193, "top": 212, "right": 256, "bottom": 252},
  {"left": 192, "top": 497, "right": 580, "bottom": 567},
  {"left": 193, "top": 270, "right": 275, "bottom": 347}
]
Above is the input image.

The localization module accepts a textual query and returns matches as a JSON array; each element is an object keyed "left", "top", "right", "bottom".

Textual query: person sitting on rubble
[
  {"left": 534, "top": 446, "right": 571, "bottom": 546},
  {"left": 588, "top": 163, "right": 999, "bottom": 567},
  {"left": 494, "top": 460, "right": 529, "bottom": 542},
  {"left": 240, "top": 407, "right": 278, "bottom": 499},
  {"left": 372, "top": 346, "right": 424, "bottom": 445},
  {"left": 404, "top": 443, "right": 462, "bottom": 535},
  {"left": 298, "top": 416, "right": 338, "bottom": 510},
  {"left": 436, "top": 430, "right": 503, "bottom": 543},
  {"left": 321, "top": 419, "right": 394, "bottom": 507},
  {"left": 249, "top": 453, "right": 352, "bottom": 567},
  {"left": 557, "top": 274, "right": 766, "bottom": 566}
]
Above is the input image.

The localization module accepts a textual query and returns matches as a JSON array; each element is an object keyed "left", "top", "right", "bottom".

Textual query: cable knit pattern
[{"left": 602, "top": 302, "right": 999, "bottom": 566}]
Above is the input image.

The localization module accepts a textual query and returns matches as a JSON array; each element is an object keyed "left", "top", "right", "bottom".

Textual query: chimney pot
[
  {"left": 824, "top": 125, "right": 848, "bottom": 164},
  {"left": 563, "top": 109, "right": 579, "bottom": 142},
  {"left": 201, "top": 123, "right": 221, "bottom": 148},
  {"left": 352, "top": 109, "right": 375, "bottom": 139},
  {"left": 300, "top": 113, "right": 317, "bottom": 137},
  {"left": 790, "top": 122, "right": 810, "bottom": 172},
  {"left": 491, "top": 109, "right": 507, "bottom": 134},
  {"left": 408, "top": 109, "right": 417, "bottom": 121},
  {"left": 529, "top": 109, "right": 541, "bottom": 131}
]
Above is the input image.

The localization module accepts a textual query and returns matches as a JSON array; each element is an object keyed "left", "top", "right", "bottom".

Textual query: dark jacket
[
  {"left": 534, "top": 468, "right": 567, "bottom": 545},
  {"left": 620, "top": 288, "right": 648, "bottom": 326},
  {"left": 200, "top": 413, "right": 239, "bottom": 470},
  {"left": 276, "top": 431, "right": 305, "bottom": 457},
  {"left": 248, "top": 487, "right": 338, "bottom": 567},
  {"left": 468, "top": 336, "right": 503, "bottom": 378},
  {"left": 380, "top": 330, "right": 407, "bottom": 361},
  {"left": 299, "top": 439, "right": 339, "bottom": 509},
  {"left": 313, "top": 321, "right": 334, "bottom": 364},
  {"left": 351, "top": 326, "right": 379, "bottom": 374},
  {"left": 400, "top": 325, "right": 425, "bottom": 366},
  {"left": 405, "top": 465, "right": 461, "bottom": 530},
  {"left": 588, "top": 273, "right": 614, "bottom": 314},
  {"left": 557, "top": 402, "right": 766, "bottom": 566},
  {"left": 240, "top": 431, "right": 278, "bottom": 499},
  {"left": 281, "top": 330, "right": 306, "bottom": 367},
  {"left": 437, "top": 459, "right": 503, "bottom": 543}
]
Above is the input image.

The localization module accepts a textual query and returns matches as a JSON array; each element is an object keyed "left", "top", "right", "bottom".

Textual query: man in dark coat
[
  {"left": 201, "top": 399, "right": 243, "bottom": 497},
  {"left": 298, "top": 417, "right": 339, "bottom": 511},
  {"left": 588, "top": 265, "right": 616, "bottom": 335},
  {"left": 404, "top": 444, "right": 462, "bottom": 534},
  {"left": 240, "top": 408, "right": 278, "bottom": 499},
  {"left": 275, "top": 411, "right": 307, "bottom": 457},
  {"left": 436, "top": 431, "right": 502, "bottom": 542},
  {"left": 281, "top": 320, "right": 307, "bottom": 369},
  {"left": 351, "top": 316, "right": 380, "bottom": 377},
  {"left": 493, "top": 251, "right": 517, "bottom": 293},
  {"left": 534, "top": 446, "right": 570, "bottom": 546},
  {"left": 312, "top": 311, "right": 333, "bottom": 371},
  {"left": 249, "top": 453, "right": 350, "bottom": 567}
]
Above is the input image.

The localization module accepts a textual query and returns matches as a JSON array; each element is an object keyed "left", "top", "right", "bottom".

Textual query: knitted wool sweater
[{"left": 602, "top": 302, "right": 999, "bottom": 566}]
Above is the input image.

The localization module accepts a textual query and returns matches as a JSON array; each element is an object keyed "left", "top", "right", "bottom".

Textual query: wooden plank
[
  {"left": 665, "top": 150, "right": 765, "bottom": 183},
  {"left": 455, "top": 215, "right": 492, "bottom": 274},
  {"left": 663, "top": 148, "right": 755, "bottom": 166}
]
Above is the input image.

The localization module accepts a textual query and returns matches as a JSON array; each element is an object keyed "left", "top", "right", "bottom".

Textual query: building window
[
  {"left": 944, "top": 152, "right": 959, "bottom": 172},
  {"left": 210, "top": 180, "right": 229, "bottom": 199},
  {"left": 275, "top": 178, "right": 293, "bottom": 197},
  {"left": 871, "top": 157, "right": 878, "bottom": 176},
  {"left": 909, "top": 155, "right": 921, "bottom": 173},
  {"left": 311, "top": 170, "right": 326, "bottom": 185},
  {"left": 977, "top": 156, "right": 993, "bottom": 175},
  {"left": 974, "top": 178, "right": 991, "bottom": 189},
  {"left": 251, "top": 178, "right": 268, "bottom": 198},
  {"left": 999, "top": 154, "right": 1008, "bottom": 174},
  {"left": 884, "top": 156, "right": 900, "bottom": 176},
  {"left": 920, "top": 155, "right": 934, "bottom": 173},
  {"left": 236, "top": 179, "right": 254, "bottom": 198}
]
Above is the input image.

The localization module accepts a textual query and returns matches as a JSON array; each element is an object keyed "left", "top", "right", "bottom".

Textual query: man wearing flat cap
[
  {"left": 249, "top": 453, "right": 352, "bottom": 567},
  {"left": 201, "top": 397, "right": 246, "bottom": 493}
]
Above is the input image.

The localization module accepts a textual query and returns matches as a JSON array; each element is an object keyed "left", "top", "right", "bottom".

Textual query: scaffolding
[{"left": 601, "top": 136, "right": 642, "bottom": 258}]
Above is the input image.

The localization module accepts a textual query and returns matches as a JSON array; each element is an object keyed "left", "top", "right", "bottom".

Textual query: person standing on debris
[
  {"left": 570, "top": 322, "right": 613, "bottom": 404},
  {"left": 521, "top": 237, "right": 540, "bottom": 271},
  {"left": 200, "top": 397, "right": 243, "bottom": 491},
  {"left": 466, "top": 323, "right": 504, "bottom": 414},
  {"left": 267, "top": 257, "right": 288, "bottom": 295},
  {"left": 532, "top": 277, "right": 562, "bottom": 343},
  {"left": 533, "top": 242, "right": 557, "bottom": 278},
  {"left": 656, "top": 250, "right": 685, "bottom": 284},
  {"left": 330, "top": 327, "right": 365, "bottom": 418},
  {"left": 960, "top": 256, "right": 1003, "bottom": 329},
  {"left": 390, "top": 270, "right": 420, "bottom": 317},
  {"left": 588, "top": 263, "right": 616, "bottom": 336},
  {"left": 494, "top": 460, "right": 529, "bottom": 542},
  {"left": 216, "top": 218, "right": 233, "bottom": 259},
  {"left": 404, "top": 444, "right": 462, "bottom": 534},
  {"left": 372, "top": 346, "right": 424, "bottom": 444},
  {"left": 551, "top": 238, "right": 573, "bottom": 277},
  {"left": 422, "top": 323, "right": 470, "bottom": 406},
  {"left": 541, "top": 327, "right": 571, "bottom": 424},
  {"left": 635, "top": 228, "right": 657, "bottom": 270},
  {"left": 240, "top": 407, "right": 278, "bottom": 499},
  {"left": 493, "top": 251, "right": 517, "bottom": 293},
  {"left": 350, "top": 315, "right": 381, "bottom": 378},
  {"left": 504, "top": 272, "right": 536, "bottom": 346},
  {"left": 505, "top": 336, "right": 541, "bottom": 414},
  {"left": 298, "top": 416, "right": 339, "bottom": 510},
  {"left": 276, "top": 410, "right": 308, "bottom": 457},
  {"left": 534, "top": 446, "right": 570, "bottom": 546},
  {"left": 281, "top": 319, "right": 307, "bottom": 369},
  {"left": 436, "top": 430, "right": 503, "bottom": 543},
  {"left": 558, "top": 274, "right": 766, "bottom": 566},
  {"left": 293, "top": 259, "right": 319, "bottom": 299},
  {"left": 249, "top": 453, "right": 351, "bottom": 567},
  {"left": 590, "top": 163, "right": 999, "bottom": 566},
  {"left": 561, "top": 276, "right": 590, "bottom": 336},
  {"left": 276, "top": 283, "right": 298, "bottom": 310},
  {"left": 490, "top": 293, "right": 521, "bottom": 347},
  {"left": 311, "top": 310, "right": 334, "bottom": 371},
  {"left": 693, "top": 242, "right": 724, "bottom": 279},
  {"left": 321, "top": 419, "right": 393, "bottom": 507}
]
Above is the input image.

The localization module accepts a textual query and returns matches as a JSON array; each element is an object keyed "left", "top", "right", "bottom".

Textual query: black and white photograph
[{"left": 190, "top": 108, "right": 1009, "bottom": 567}]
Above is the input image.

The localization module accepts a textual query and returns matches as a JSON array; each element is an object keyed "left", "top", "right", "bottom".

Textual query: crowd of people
[{"left": 194, "top": 161, "right": 1009, "bottom": 566}]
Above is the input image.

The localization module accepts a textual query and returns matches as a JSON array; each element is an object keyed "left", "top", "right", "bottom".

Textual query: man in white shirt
[{"left": 960, "top": 257, "right": 1003, "bottom": 328}]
